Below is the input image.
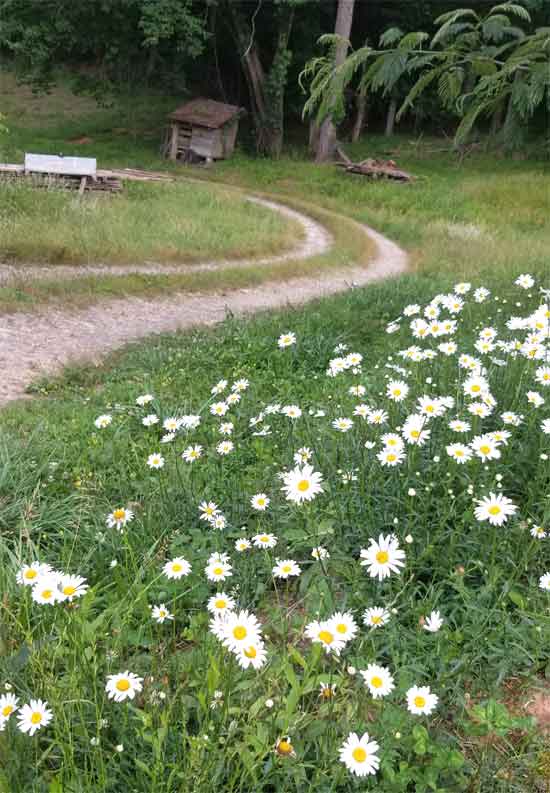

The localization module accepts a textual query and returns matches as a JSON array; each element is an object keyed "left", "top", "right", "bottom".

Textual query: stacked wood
[
  {"left": 0, "top": 164, "right": 175, "bottom": 192},
  {"left": 335, "top": 145, "right": 413, "bottom": 182}
]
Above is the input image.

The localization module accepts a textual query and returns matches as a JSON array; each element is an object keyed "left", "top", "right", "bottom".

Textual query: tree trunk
[
  {"left": 315, "top": 0, "right": 356, "bottom": 162},
  {"left": 228, "top": 3, "right": 294, "bottom": 158},
  {"left": 351, "top": 87, "right": 367, "bottom": 142},
  {"left": 385, "top": 97, "right": 397, "bottom": 137}
]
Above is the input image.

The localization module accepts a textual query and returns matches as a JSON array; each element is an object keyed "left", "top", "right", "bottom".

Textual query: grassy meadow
[{"left": 1, "top": 269, "right": 550, "bottom": 791}]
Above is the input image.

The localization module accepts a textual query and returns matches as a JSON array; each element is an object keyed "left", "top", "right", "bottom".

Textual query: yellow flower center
[
  {"left": 260, "top": 536, "right": 269, "bottom": 543},
  {"left": 371, "top": 676, "right": 383, "bottom": 689},
  {"left": 244, "top": 646, "right": 257, "bottom": 658},
  {"left": 30, "top": 712, "right": 42, "bottom": 725},
  {"left": 318, "top": 630, "right": 334, "bottom": 645},
  {"left": 159, "top": 610, "right": 166, "bottom": 618},
  {"left": 277, "top": 739, "right": 293, "bottom": 755},
  {"left": 116, "top": 679, "right": 130, "bottom": 692},
  {"left": 471, "top": 384, "right": 481, "bottom": 392},
  {"left": 488, "top": 505, "right": 501, "bottom": 515},
  {"left": 213, "top": 567, "right": 223, "bottom": 576},
  {"left": 24, "top": 570, "right": 37, "bottom": 580},
  {"left": 297, "top": 479, "right": 310, "bottom": 492},
  {"left": 282, "top": 565, "right": 292, "bottom": 573},
  {"left": 63, "top": 586, "right": 76, "bottom": 596},
  {"left": 233, "top": 626, "right": 247, "bottom": 641},
  {"left": 411, "top": 430, "right": 420, "bottom": 439},
  {"left": 172, "top": 563, "right": 182, "bottom": 572},
  {"left": 2, "top": 705, "right": 13, "bottom": 717},
  {"left": 352, "top": 747, "right": 367, "bottom": 763},
  {"left": 455, "top": 450, "right": 464, "bottom": 457},
  {"left": 41, "top": 589, "right": 53, "bottom": 600},
  {"left": 371, "top": 616, "right": 382, "bottom": 625},
  {"left": 113, "top": 509, "right": 126, "bottom": 520},
  {"left": 376, "top": 550, "right": 389, "bottom": 565},
  {"left": 479, "top": 445, "right": 491, "bottom": 455},
  {"left": 215, "top": 599, "right": 226, "bottom": 609},
  {"left": 414, "top": 695, "right": 426, "bottom": 709},
  {"left": 387, "top": 453, "right": 397, "bottom": 462}
]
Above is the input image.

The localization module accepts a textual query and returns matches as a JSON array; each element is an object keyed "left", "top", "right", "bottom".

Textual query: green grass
[
  {"left": 0, "top": 269, "right": 549, "bottom": 791},
  {"left": 0, "top": 181, "right": 299, "bottom": 266}
]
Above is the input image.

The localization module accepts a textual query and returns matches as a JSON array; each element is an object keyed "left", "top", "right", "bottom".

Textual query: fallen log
[{"left": 334, "top": 145, "right": 413, "bottom": 182}]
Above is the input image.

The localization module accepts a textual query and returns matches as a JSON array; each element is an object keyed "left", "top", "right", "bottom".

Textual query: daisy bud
[
  {"left": 405, "top": 534, "right": 413, "bottom": 544},
  {"left": 347, "top": 666, "right": 356, "bottom": 676},
  {"left": 265, "top": 699, "right": 274, "bottom": 709}
]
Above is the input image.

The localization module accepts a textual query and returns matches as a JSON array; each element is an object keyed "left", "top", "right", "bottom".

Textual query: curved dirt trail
[
  {"left": 0, "top": 199, "right": 408, "bottom": 407},
  {"left": 0, "top": 198, "right": 332, "bottom": 284}
]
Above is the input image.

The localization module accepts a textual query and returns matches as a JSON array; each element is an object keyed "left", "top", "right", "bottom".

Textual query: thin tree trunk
[
  {"left": 315, "top": 0, "right": 356, "bottom": 162},
  {"left": 385, "top": 97, "right": 397, "bottom": 137},
  {"left": 351, "top": 87, "right": 367, "bottom": 142}
]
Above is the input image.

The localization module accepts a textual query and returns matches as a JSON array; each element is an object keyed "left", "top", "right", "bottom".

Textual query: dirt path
[
  {"left": 0, "top": 198, "right": 332, "bottom": 284},
  {"left": 0, "top": 200, "right": 408, "bottom": 407}
]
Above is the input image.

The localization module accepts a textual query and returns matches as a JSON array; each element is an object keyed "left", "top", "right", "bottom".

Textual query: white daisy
[
  {"left": 17, "top": 699, "right": 53, "bottom": 735},
  {"left": 250, "top": 493, "right": 270, "bottom": 511},
  {"left": 163, "top": 557, "right": 191, "bottom": 579},
  {"left": 281, "top": 464, "right": 323, "bottom": 504},
  {"left": 105, "top": 672, "right": 143, "bottom": 703},
  {"left": 360, "top": 664, "right": 395, "bottom": 699},
  {"left": 363, "top": 606, "right": 390, "bottom": 629},
  {"left": 106, "top": 507, "right": 134, "bottom": 530},
  {"left": 146, "top": 453, "right": 164, "bottom": 469},
  {"left": 474, "top": 492, "right": 517, "bottom": 526},
  {"left": 272, "top": 559, "right": 301, "bottom": 579},
  {"left": 406, "top": 685, "right": 438, "bottom": 715},
  {"left": 278, "top": 331, "right": 296, "bottom": 348},
  {"left": 339, "top": 731, "right": 380, "bottom": 777},
  {"left": 360, "top": 534, "right": 406, "bottom": 581},
  {"left": 181, "top": 445, "right": 203, "bottom": 463},
  {"left": 207, "top": 592, "right": 236, "bottom": 616},
  {"left": 252, "top": 533, "right": 278, "bottom": 549},
  {"left": 94, "top": 414, "right": 112, "bottom": 429},
  {"left": 152, "top": 604, "right": 173, "bottom": 623},
  {"left": 423, "top": 610, "right": 444, "bottom": 633}
]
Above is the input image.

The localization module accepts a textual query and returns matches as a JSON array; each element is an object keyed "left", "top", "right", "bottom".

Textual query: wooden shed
[{"left": 165, "top": 98, "right": 244, "bottom": 163}]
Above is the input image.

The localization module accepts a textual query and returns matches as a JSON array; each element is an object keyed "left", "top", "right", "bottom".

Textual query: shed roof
[{"left": 168, "top": 98, "right": 243, "bottom": 129}]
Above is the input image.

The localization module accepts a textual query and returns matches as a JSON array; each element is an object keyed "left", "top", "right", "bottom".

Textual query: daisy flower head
[
  {"left": 531, "top": 525, "right": 547, "bottom": 539},
  {"left": 251, "top": 493, "right": 270, "bottom": 511},
  {"left": 446, "top": 443, "right": 473, "bottom": 464},
  {"left": 182, "top": 445, "right": 202, "bottom": 463},
  {"left": 16, "top": 561, "right": 52, "bottom": 586},
  {"left": 423, "top": 610, "right": 444, "bottom": 633},
  {"left": 474, "top": 492, "right": 518, "bottom": 526},
  {"left": 210, "top": 401, "right": 229, "bottom": 417},
  {"left": 349, "top": 384, "right": 366, "bottom": 397},
  {"left": 272, "top": 559, "right": 301, "bottom": 579},
  {"left": 377, "top": 448, "right": 405, "bottom": 467},
  {"left": 339, "top": 731, "right": 380, "bottom": 777},
  {"left": 402, "top": 414, "right": 430, "bottom": 446},
  {"left": 207, "top": 592, "right": 236, "bottom": 616},
  {"left": 199, "top": 501, "right": 219, "bottom": 521},
  {"left": 136, "top": 394, "right": 154, "bottom": 406},
  {"left": 332, "top": 417, "right": 354, "bottom": 432},
  {"left": 94, "top": 414, "right": 112, "bottom": 429},
  {"left": 386, "top": 380, "right": 409, "bottom": 402},
  {"left": 252, "top": 533, "right": 278, "bottom": 549},
  {"left": 515, "top": 273, "right": 535, "bottom": 289},
  {"left": 448, "top": 419, "right": 471, "bottom": 433},
  {"left": 407, "top": 685, "right": 439, "bottom": 715},
  {"left": 0, "top": 693, "right": 19, "bottom": 720},
  {"left": 162, "top": 417, "right": 181, "bottom": 433},
  {"left": 142, "top": 414, "right": 159, "bottom": 427},
  {"left": 235, "top": 537, "right": 251, "bottom": 552},
  {"left": 232, "top": 378, "right": 250, "bottom": 393},
  {"left": 311, "top": 546, "right": 330, "bottom": 560},
  {"left": 221, "top": 610, "right": 262, "bottom": 652},
  {"left": 304, "top": 620, "right": 346, "bottom": 655},
  {"left": 360, "top": 664, "right": 395, "bottom": 699},
  {"left": 527, "top": 391, "right": 544, "bottom": 407},
  {"left": 17, "top": 699, "right": 53, "bottom": 736},
  {"left": 542, "top": 419, "right": 550, "bottom": 435},
  {"left": 471, "top": 435, "right": 501, "bottom": 462},
  {"left": 226, "top": 392, "right": 241, "bottom": 406},
  {"left": 219, "top": 421, "right": 234, "bottom": 435},
  {"left": 163, "top": 557, "right": 191, "bottom": 579},
  {"left": 281, "top": 464, "right": 323, "bottom": 504},
  {"left": 146, "top": 453, "right": 164, "bottom": 470},
  {"left": 205, "top": 559, "right": 232, "bottom": 583},
  {"left": 281, "top": 405, "right": 302, "bottom": 419},
  {"left": 216, "top": 440, "right": 234, "bottom": 455},
  {"left": 539, "top": 572, "right": 550, "bottom": 591},
  {"left": 278, "top": 331, "right": 296, "bottom": 349},
  {"left": 275, "top": 735, "right": 296, "bottom": 757},
  {"left": 535, "top": 366, "right": 550, "bottom": 387},
  {"left": 59, "top": 574, "right": 88, "bottom": 602},
  {"left": 236, "top": 640, "right": 268, "bottom": 670},
  {"left": 330, "top": 612, "right": 358, "bottom": 644},
  {"left": 319, "top": 681, "right": 336, "bottom": 700},
  {"left": 31, "top": 574, "right": 63, "bottom": 606},
  {"left": 360, "top": 534, "right": 406, "bottom": 581},
  {"left": 294, "top": 446, "right": 312, "bottom": 464},
  {"left": 454, "top": 281, "right": 471, "bottom": 294},
  {"left": 363, "top": 606, "right": 390, "bottom": 629},
  {"left": 106, "top": 507, "right": 134, "bottom": 531},
  {"left": 105, "top": 672, "right": 143, "bottom": 703},
  {"left": 152, "top": 604, "right": 173, "bottom": 623},
  {"left": 211, "top": 379, "right": 228, "bottom": 395}
]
